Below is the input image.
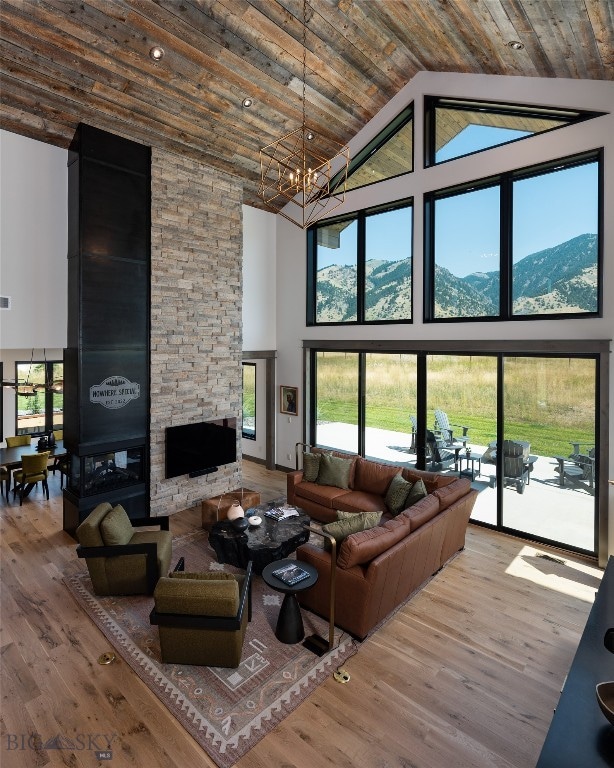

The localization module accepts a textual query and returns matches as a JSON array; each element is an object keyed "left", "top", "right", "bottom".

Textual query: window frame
[
  {"left": 14, "top": 358, "right": 63, "bottom": 436},
  {"left": 241, "top": 362, "right": 257, "bottom": 441},
  {"left": 424, "top": 149, "right": 603, "bottom": 323},
  {"left": 330, "top": 103, "right": 414, "bottom": 194},
  {"left": 424, "top": 95, "right": 605, "bottom": 168},
  {"left": 307, "top": 198, "right": 414, "bottom": 327}
]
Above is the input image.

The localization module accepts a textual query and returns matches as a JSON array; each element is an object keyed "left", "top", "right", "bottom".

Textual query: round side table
[{"left": 261, "top": 559, "right": 318, "bottom": 644}]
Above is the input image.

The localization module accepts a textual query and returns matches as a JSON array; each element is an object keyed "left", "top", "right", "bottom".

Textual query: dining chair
[
  {"left": 0, "top": 466, "right": 9, "bottom": 500},
  {"left": 12, "top": 451, "right": 51, "bottom": 505},
  {"left": 6, "top": 435, "right": 32, "bottom": 448}
]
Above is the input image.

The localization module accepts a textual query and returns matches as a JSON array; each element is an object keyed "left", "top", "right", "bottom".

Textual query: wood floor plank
[{"left": 0, "top": 462, "right": 602, "bottom": 768}]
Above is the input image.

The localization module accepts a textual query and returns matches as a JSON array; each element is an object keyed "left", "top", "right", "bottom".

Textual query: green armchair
[
  {"left": 75, "top": 502, "right": 172, "bottom": 596},
  {"left": 150, "top": 562, "right": 253, "bottom": 667}
]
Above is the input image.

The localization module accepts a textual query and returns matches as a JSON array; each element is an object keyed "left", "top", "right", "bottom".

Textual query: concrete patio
[{"left": 315, "top": 422, "right": 596, "bottom": 553}]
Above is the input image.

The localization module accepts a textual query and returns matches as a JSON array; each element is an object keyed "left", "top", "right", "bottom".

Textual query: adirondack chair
[{"left": 434, "top": 409, "right": 469, "bottom": 447}]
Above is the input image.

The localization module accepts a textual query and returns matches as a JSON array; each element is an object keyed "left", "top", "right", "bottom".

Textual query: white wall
[
  {"left": 0, "top": 131, "right": 68, "bottom": 442},
  {"left": 274, "top": 71, "right": 614, "bottom": 553},
  {"left": 0, "top": 131, "right": 67, "bottom": 349},
  {"left": 242, "top": 204, "right": 277, "bottom": 351}
]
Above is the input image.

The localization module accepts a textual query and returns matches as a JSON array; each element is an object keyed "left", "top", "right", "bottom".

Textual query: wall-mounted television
[{"left": 165, "top": 418, "right": 237, "bottom": 479}]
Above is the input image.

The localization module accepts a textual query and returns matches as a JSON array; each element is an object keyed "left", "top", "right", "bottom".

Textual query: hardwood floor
[{"left": 0, "top": 462, "right": 603, "bottom": 768}]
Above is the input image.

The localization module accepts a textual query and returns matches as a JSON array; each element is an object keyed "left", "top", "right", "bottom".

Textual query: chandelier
[{"left": 259, "top": 0, "right": 350, "bottom": 229}]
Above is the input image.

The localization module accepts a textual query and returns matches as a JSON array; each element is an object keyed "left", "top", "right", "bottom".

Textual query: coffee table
[
  {"left": 261, "top": 559, "right": 318, "bottom": 644},
  {"left": 208, "top": 501, "right": 311, "bottom": 575}
]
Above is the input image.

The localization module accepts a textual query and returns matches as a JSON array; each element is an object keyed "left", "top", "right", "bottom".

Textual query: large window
[
  {"left": 242, "top": 363, "right": 256, "bottom": 440},
  {"left": 308, "top": 201, "right": 412, "bottom": 325},
  {"left": 331, "top": 104, "right": 413, "bottom": 193},
  {"left": 15, "top": 359, "right": 63, "bottom": 436},
  {"left": 424, "top": 96, "right": 604, "bottom": 166},
  {"left": 308, "top": 343, "right": 603, "bottom": 559},
  {"left": 425, "top": 150, "right": 602, "bottom": 321}
]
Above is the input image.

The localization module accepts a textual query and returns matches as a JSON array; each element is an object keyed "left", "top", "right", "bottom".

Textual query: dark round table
[{"left": 261, "top": 559, "right": 318, "bottom": 644}]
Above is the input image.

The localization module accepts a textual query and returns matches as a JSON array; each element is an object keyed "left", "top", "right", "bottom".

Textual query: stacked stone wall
[{"left": 150, "top": 149, "right": 243, "bottom": 516}]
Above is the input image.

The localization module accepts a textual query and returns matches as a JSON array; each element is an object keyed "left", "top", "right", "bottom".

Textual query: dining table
[{"left": 0, "top": 439, "right": 67, "bottom": 499}]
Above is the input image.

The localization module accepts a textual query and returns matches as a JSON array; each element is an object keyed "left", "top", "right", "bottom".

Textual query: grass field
[{"left": 315, "top": 352, "right": 596, "bottom": 457}]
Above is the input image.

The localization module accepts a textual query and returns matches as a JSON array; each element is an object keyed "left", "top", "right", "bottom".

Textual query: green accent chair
[
  {"left": 150, "top": 562, "right": 253, "bottom": 668},
  {"left": 76, "top": 502, "right": 172, "bottom": 596},
  {"left": 12, "top": 451, "right": 50, "bottom": 505}
]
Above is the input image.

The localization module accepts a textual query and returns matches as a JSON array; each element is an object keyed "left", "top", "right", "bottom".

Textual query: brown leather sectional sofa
[{"left": 287, "top": 449, "right": 478, "bottom": 639}]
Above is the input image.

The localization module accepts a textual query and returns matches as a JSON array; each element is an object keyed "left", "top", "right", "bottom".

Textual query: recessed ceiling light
[
  {"left": 305, "top": 131, "right": 315, "bottom": 140},
  {"left": 242, "top": 97, "right": 253, "bottom": 108},
  {"left": 507, "top": 40, "right": 524, "bottom": 50},
  {"left": 149, "top": 46, "right": 165, "bottom": 62}
]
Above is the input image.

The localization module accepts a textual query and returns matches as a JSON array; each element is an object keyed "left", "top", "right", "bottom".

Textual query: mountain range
[{"left": 316, "top": 233, "right": 597, "bottom": 320}]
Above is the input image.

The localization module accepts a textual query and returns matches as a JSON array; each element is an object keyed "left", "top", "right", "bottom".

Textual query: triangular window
[
  {"left": 331, "top": 104, "right": 413, "bottom": 193},
  {"left": 425, "top": 97, "right": 605, "bottom": 166}
]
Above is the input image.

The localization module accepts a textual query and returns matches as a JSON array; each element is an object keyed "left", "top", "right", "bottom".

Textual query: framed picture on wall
[{"left": 280, "top": 386, "right": 298, "bottom": 415}]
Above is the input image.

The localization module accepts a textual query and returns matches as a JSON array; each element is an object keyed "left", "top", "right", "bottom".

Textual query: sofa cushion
[
  {"left": 334, "top": 490, "right": 385, "bottom": 514},
  {"left": 316, "top": 453, "right": 354, "bottom": 490},
  {"left": 405, "top": 479, "right": 428, "bottom": 508},
  {"left": 302, "top": 452, "right": 321, "bottom": 482},
  {"left": 337, "top": 516, "right": 410, "bottom": 569},
  {"left": 322, "top": 510, "right": 381, "bottom": 549},
  {"left": 295, "top": 481, "right": 351, "bottom": 509},
  {"left": 398, "top": 494, "right": 440, "bottom": 532},
  {"left": 434, "top": 477, "right": 471, "bottom": 510},
  {"left": 313, "top": 448, "right": 358, "bottom": 487},
  {"left": 354, "top": 458, "right": 400, "bottom": 495},
  {"left": 401, "top": 467, "right": 454, "bottom": 494},
  {"left": 100, "top": 504, "right": 133, "bottom": 546},
  {"left": 385, "top": 473, "right": 414, "bottom": 516}
]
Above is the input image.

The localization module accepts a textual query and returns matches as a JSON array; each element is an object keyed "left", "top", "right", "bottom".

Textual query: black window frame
[
  {"left": 307, "top": 198, "right": 414, "bottom": 327},
  {"left": 330, "top": 104, "right": 414, "bottom": 195},
  {"left": 424, "top": 149, "right": 603, "bottom": 323},
  {"left": 424, "top": 95, "right": 606, "bottom": 168},
  {"left": 241, "top": 362, "right": 257, "bottom": 441},
  {"left": 14, "top": 358, "right": 63, "bottom": 436}
]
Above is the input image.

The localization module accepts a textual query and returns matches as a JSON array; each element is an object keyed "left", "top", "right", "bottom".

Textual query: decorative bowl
[
  {"left": 231, "top": 517, "right": 249, "bottom": 532},
  {"left": 248, "top": 515, "right": 262, "bottom": 527},
  {"left": 596, "top": 681, "right": 614, "bottom": 725}
]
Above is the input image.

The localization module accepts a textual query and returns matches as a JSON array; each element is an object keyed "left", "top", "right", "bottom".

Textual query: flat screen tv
[{"left": 165, "top": 418, "right": 237, "bottom": 479}]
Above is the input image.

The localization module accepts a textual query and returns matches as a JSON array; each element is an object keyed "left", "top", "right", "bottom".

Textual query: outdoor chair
[
  {"left": 434, "top": 409, "right": 469, "bottom": 447},
  {"left": 76, "top": 502, "right": 172, "bottom": 596},
  {"left": 502, "top": 440, "right": 530, "bottom": 494},
  {"left": 150, "top": 562, "right": 253, "bottom": 667},
  {"left": 554, "top": 446, "right": 595, "bottom": 492},
  {"left": 426, "top": 430, "right": 457, "bottom": 471},
  {"left": 409, "top": 415, "right": 417, "bottom": 453}
]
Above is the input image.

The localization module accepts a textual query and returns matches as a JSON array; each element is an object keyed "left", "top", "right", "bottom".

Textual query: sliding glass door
[
  {"left": 309, "top": 347, "right": 600, "bottom": 558},
  {"left": 501, "top": 356, "right": 597, "bottom": 551}
]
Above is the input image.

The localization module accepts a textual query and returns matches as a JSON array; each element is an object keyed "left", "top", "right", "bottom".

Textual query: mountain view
[{"left": 316, "top": 233, "right": 597, "bottom": 320}]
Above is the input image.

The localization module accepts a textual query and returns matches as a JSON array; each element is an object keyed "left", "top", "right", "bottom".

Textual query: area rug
[{"left": 63, "top": 530, "right": 357, "bottom": 768}]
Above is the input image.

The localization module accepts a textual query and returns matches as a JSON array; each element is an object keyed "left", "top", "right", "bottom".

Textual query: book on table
[
  {"left": 271, "top": 563, "right": 310, "bottom": 586},
  {"left": 264, "top": 505, "right": 299, "bottom": 521}
]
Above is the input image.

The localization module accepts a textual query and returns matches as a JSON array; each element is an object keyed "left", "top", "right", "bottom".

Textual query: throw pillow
[
  {"left": 100, "top": 504, "right": 133, "bottom": 546},
  {"left": 302, "top": 452, "right": 320, "bottom": 482},
  {"left": 405, "top": 478, "right": 428, "bottom": 508},
  {"left": 322, "top": 510, "right": 381, "bottom": 549},
  {"left": 385, "top": 473, "right": 414, "bottom": 516},
  {"left": 315, "top": 453, "right": 353, "bottom": 490}
]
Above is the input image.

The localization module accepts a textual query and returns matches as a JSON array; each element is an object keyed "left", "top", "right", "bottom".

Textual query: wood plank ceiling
[{"left": 1, "top": 0, "right": 612, "bottom": 210}]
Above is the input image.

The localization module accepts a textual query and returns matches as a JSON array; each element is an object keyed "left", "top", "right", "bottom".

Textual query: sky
[{"left": 317, "top": 126, "right": 598, "bottom": 278}]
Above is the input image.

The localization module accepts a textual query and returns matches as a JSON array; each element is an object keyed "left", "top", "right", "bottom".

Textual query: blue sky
[{"left": 317, "top": 127, "right": 598, "bottom": 277}]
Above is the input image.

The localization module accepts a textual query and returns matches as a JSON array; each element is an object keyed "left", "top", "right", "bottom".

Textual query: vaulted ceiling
[{"left": 1, "top": 0, "right": 612, "bottom": 210}]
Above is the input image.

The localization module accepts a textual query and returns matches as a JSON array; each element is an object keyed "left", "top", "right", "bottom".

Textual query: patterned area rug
[{"left": 64, "top": 530, "right": 357, "bottom": 768}]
